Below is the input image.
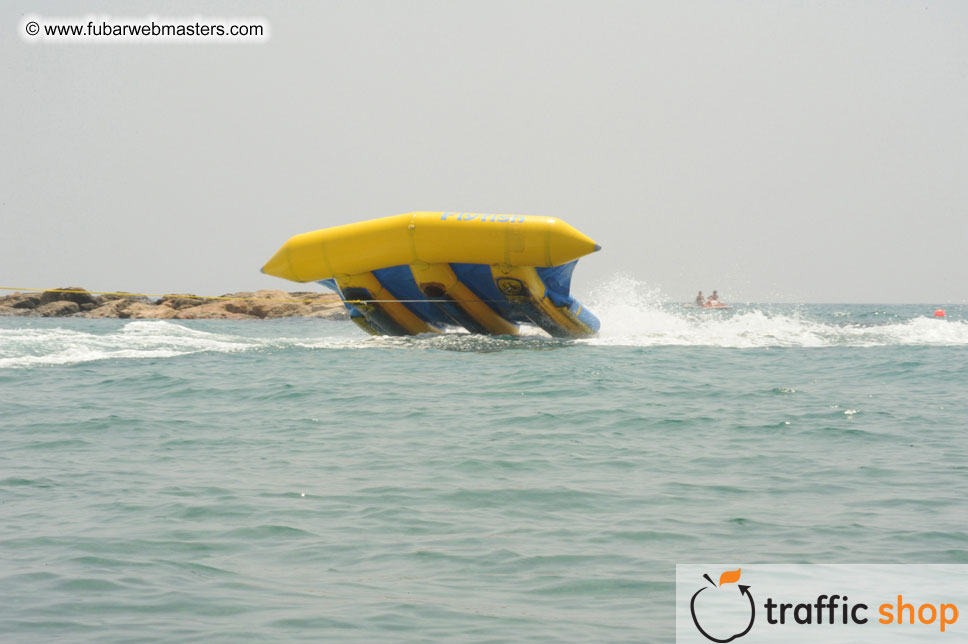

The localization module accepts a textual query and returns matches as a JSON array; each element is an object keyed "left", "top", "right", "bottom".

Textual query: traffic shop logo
[{"left": 689, "top": 569, "right": 755, "bottom": 642}]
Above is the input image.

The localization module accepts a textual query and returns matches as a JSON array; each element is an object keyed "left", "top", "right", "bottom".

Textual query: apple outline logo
[{"left": 689, "top": 569, "right": 755, "bottom": 643}]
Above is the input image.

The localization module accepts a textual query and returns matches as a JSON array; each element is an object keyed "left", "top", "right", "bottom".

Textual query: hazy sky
[{"left": 4, "top": 1, "right": 967, "bottom": 303}]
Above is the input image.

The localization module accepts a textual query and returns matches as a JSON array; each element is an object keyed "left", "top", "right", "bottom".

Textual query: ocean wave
[
  {"left": 0, "top": 321, "right": 255, "bottom": 368},
  {"left": 2, "top": 282, "right": 967, "bottom": 368},
  {"left": 583, "top": 275, "right": 968, "bottom": 348}
]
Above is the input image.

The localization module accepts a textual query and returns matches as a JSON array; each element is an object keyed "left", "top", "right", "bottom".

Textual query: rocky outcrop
[
  {"left": 0, "top": 288, "right": 348, "bottom": 320},
  {"left": 156, "top": 294, "right": 210, "bottom": 310},
  {"left": 34, "top": 300, "right": 81, "bottom": 317},
  {"left": 84, "top": 297, "right": 145, "bottom": 318},
  {"left": 124, "top": 302, "right": 181, "bottom": 319},
  {"left": 39, "top": 287, "right": 97, "bottom": 306},
  {"left": 2, "top": 293, "right": 42, "bottom": 309}
]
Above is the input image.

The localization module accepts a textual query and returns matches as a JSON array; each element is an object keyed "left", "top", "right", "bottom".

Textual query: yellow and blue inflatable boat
[{"left": 261, "top": 212, "right": 601, "bottom": 338}]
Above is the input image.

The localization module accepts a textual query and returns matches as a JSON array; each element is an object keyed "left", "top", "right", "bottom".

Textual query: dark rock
[
  {"left": 4, "top": 294, "right": 41, "bottom": 309},
  {"left": 34, "top": 301, "right": 80, "bottom": 317},
  {"left": 222, "top": 300, "right": 252, "bottom": 315},
  {"left": 253, "top": 301, "right": 309, "bottom": 318},
  {"left": 86, "top": 299, "right": 139, "bottom": 318},
  {"left": 157, "top": 294, "right": 206, "bottom": 309},
  {"left": 173, "top": 302, "right": 255, "bottom": 319},
  {"left": 39, "top": 287, "right": 96, "bottom": 306},
  {"left": 100, "top": 292, "right": 151, "bottom": 304},
  {"left": 307, "top": 304, "right": 348, "bottom": 320}
]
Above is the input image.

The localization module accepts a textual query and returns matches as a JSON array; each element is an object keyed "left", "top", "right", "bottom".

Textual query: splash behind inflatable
[{"left": 261, "top": 212, "right": 601, "bottom": 337}]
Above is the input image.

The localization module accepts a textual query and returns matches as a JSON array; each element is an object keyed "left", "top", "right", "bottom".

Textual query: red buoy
[{"left": 934, "top": 309, "right": 946, "bottom": 318}]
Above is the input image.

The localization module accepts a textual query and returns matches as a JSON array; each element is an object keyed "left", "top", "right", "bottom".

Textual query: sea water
[{"left": 2, "top": 281, "right": 967, "bottom": 643}]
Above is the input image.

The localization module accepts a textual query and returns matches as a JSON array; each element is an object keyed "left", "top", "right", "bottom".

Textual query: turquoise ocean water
[{"left": 3, "top": 286, "right": 967, "bottom": 643}]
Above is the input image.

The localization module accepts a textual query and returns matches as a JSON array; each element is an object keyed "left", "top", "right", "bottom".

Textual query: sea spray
[
  {"left": 581, "top": 275, "right": 968, "bottom": 348},
  {"left": 2, "top": 280, "right": 968, "bottom": 369}
]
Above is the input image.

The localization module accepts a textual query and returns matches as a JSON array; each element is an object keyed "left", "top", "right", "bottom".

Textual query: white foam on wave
[
  {"left": 0, "top": 320, "right": 257, "bottom": 368},
  {"left": 581, "top": 274, "right": 968, "bottom": 348},
  {"left": 2, "top": 280, "right": 967, "bottom": 367},
  {"left": 0, "top": 319, "right": 414, "bottom": 368}
]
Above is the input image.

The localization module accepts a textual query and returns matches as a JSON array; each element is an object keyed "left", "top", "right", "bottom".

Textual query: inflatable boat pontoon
[{"left": 261, "top": 212, "right": 601, "bottom": 338}]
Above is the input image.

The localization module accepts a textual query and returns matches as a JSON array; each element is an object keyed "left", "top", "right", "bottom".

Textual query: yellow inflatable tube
[
  {"left": 261, "top": 212, "right": 601, "bottom": 282},
  {"left": 409, "top": 262, "right": 519, "bottom": 336}
]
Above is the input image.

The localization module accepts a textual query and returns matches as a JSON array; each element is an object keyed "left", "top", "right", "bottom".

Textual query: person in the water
[{"left": 696, "top": 291, "right": 704, "bottom": 306}]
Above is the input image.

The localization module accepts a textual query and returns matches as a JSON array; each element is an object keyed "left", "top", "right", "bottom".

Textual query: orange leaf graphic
[{"left": 719, "top": 568, "right": 741, "bottom": 586}]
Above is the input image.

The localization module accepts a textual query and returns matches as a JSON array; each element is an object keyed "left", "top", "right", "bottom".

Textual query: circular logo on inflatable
[{"left": 496, "top": 278, "right": 524, "bottom": 296}]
